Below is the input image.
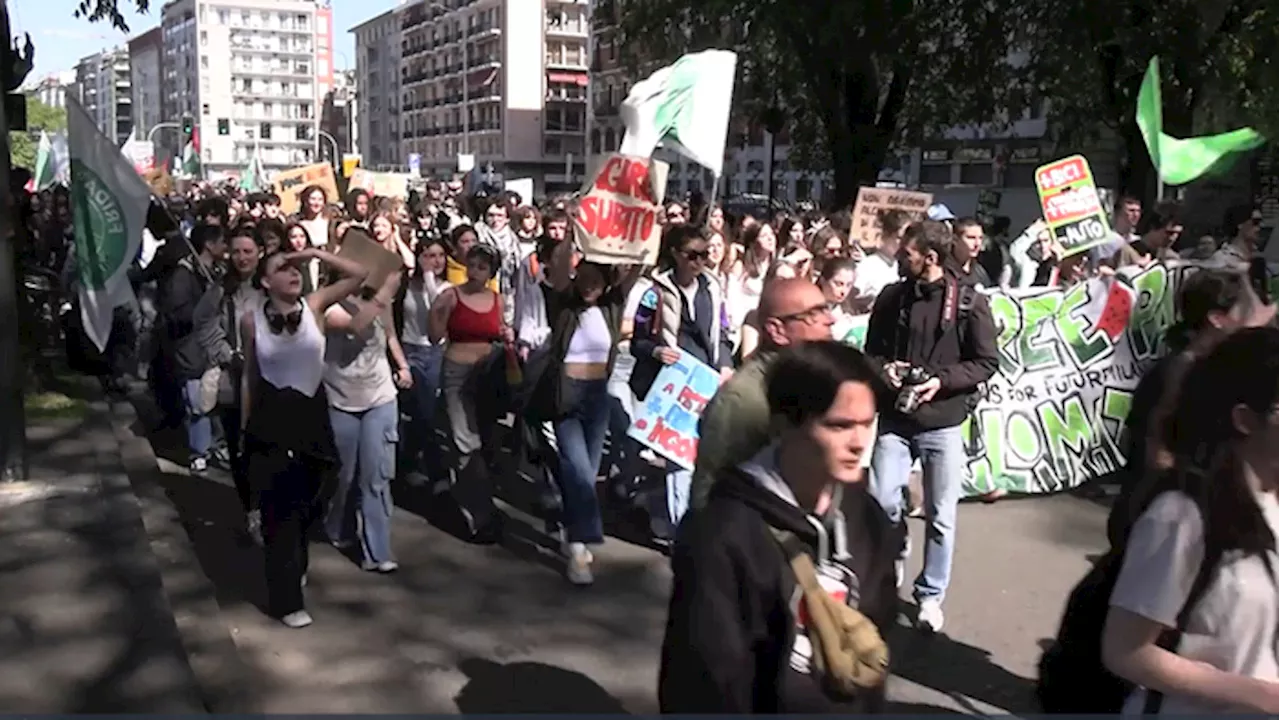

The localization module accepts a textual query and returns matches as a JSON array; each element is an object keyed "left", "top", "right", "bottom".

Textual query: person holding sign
[
  {"left": 631, "top": 225, "right": 735, "bottom": 537},
  {"left": 238, "top": 245, "right": 371, "bottom": 629},
  {"left": 525, "top": 235, "right": 644, "bottom": 586}
]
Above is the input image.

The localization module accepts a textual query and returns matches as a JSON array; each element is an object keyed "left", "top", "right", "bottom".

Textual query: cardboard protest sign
[
  {"left": 335, "top": 226, "right": 403, "bottom": 291},
  {"left": 628, "top": 350, "right": 719, "bottom": 471},
  {"left": 349, "top": 168, "right": 410, "bottom": 200},
  {"left": 574, "top": 154, "right": 669, "bottom": 265},
  {"left": 1035, "top": 155, "right": 1112, "bottom": 258},
  {"left": 851, "top": 186, "right": 932, "bottom": 250},
  {"left": 273, "top": 163, "right": 340, "bottom": 215}
]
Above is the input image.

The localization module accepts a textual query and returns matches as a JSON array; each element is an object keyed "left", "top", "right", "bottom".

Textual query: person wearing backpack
[
  {"left": 659, "top": 342, "right": 899, "bottom": 713},
  {"left": 862, "top": 220, "right": 999, "bottom": 633},
  {"left": 1041, "top": 329, "right": 1279, "bottom": 714}
]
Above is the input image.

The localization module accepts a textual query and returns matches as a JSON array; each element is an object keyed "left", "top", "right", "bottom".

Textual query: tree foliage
[
  {"left": 73, "top": 0, "right": 151, "bottom": 32},
  {"left": 1013, "top": 0, "right": 1278, "bottom": 196},
  {"left": 9, "top": 98, "right": 67, "bottom": 172},
  {"left": 613, "top": 0, "right": 1030, "bottom": 206}
]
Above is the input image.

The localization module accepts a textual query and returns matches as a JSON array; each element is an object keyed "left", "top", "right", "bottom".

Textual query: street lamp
[
  {"left": 425, "top": 2, "right": 469, "bottom": 156},
  {"left": 317, "top": 130, "right": 340, "bottom": 167}
]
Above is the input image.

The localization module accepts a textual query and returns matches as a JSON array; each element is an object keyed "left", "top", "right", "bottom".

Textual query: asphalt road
[{"left": 132, "top": 402, "right": 1112, "bottom": 715}]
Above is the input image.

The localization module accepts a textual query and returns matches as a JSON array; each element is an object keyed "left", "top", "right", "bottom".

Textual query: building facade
[
  {"left": 320, "top": 69, "right": 358, "bottom": 162},
  {"left": 160, "top": 0, "right": 336, "bottom": 174},
  {"left": 26, "top": 71, "right": 77, "bottom": 110},
  {"left": 74, "top": 47, "right": 133, "bottom": 146},
  {"left": 351, "top": 5, "right": 403, "bottom": 171},
  {"left": 394, "top": 0, "right": 588, "bottom": 195},
  {"left": 128, "top": 28, "right": 165, "bottom": 143}
]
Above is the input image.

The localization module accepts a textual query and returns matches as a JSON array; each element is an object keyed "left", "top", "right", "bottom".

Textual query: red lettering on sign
[
  {"left": 676, "top": 385, "right": 710, "bottom": 415},
  {"left": 593, "top": 156, "right": 656, "bottom": 203},
  {"left": 645, "top": 416, "right": 698, "bottom": 465},
  {"left": 576, "top": 196, "right": 657, "bottom": 246}
]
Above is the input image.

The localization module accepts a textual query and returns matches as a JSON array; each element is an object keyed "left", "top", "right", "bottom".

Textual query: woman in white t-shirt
[{"left": 1102, "top": 327, "right": 1279, "bottom": 715}]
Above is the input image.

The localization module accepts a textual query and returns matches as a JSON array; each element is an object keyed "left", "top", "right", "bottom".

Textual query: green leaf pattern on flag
[{"left": 653, "top": 57, "right": 700, "bottom": 152}]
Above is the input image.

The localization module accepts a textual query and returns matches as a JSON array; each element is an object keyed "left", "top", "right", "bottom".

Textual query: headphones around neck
[{"left": 265, "top": 300, "right": 304, "bottom": 334}]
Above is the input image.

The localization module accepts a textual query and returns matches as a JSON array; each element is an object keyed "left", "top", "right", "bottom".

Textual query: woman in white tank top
[{"left": 239, "top": 246, "right": 370, "bottom": 629}]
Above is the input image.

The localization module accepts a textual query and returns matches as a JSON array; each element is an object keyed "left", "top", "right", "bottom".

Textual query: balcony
[{"left": 545, "top": 23, "right": 588, "bottom": 38}]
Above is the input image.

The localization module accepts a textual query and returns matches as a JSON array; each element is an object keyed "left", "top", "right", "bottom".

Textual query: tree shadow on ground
[{"left": 454, "top": 658, "right": 630, "bottom": 714}]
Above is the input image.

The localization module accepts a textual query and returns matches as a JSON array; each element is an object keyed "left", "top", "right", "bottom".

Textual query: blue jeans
[
  {"left": 181, "top": 378, "right": 213, "bottom": 461},
  {"left": 868, "top": 421, "right": 966, "bottom": 604},
  {"left": 403, "top": 343, "right": 444, "bottom": 477},
  {"left": 553, "top": 378, "right": 611, "bottom": 544},
  {"left": 653, "top": 468, "right": 692, "bottom": 530},
  {"left": 326, "top": 400, "right": 399, "bottom": 566}
]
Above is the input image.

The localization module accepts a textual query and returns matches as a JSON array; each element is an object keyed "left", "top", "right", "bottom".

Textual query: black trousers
[
  {"left": 257, "top": 449, "right": 325, "bottom": 618},
  {"left": 219, "top": 406, "right": 252, "bottom": 512}
]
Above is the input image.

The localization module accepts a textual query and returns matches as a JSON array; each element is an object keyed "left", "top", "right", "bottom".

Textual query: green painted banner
[{"left": 841, "top": 262, "right": 1210, "bottom": 497}]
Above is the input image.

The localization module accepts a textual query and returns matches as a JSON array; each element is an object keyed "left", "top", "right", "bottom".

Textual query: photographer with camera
[{"left": 863, "top": 220, "right": 999, "bottom": 633}]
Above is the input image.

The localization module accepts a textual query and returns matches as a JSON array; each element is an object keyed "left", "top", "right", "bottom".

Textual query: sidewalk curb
[{"left": 106, "top": 395, "right": 256, "bottom": 714}]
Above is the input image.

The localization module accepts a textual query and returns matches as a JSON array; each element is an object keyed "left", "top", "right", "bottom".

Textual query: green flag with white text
[
  {"left": 1137, "top": 56, "right": 1266, "bottom": 187},
  {"left": 67, "top": 97, "right": 152, "bottom": 352}
]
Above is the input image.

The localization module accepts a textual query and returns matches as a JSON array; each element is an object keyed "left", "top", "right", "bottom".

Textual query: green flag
[
  {"left": 32, "top": 131, "right": 56, "bottom": 190},
  {"left": 1137, "top": 56, "right": 1266, "bottom": 187}
]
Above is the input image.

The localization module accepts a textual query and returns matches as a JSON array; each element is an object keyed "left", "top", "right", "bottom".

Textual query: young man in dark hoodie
[{"left": 660, "top": 341, "right": 900, "bottom": 713}]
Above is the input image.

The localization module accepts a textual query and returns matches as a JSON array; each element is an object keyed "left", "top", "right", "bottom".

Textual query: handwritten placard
[
  {"left": 851, "top": 186, "right": 933, "bottom": 250},
  {"left": 349, "top": 168, "right": 410, "bottom": 200},
  {"left": 1035, "top": 155, "right": 1111, "bottom": 258},
  {"left": 272, "top": 163, "right": 340, "bottom": 215},
  {"left": 574, "top": 154, "right": 669, "bottom": 265},
  {"left": 628, "top": 350, "right": 720, "bottom": 471}
]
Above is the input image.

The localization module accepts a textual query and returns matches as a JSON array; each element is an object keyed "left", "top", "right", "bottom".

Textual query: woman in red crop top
[{"left": 428, "top": 241, "right": 511, "bottom": 543}]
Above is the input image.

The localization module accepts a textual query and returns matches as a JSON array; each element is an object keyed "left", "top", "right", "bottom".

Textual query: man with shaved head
[{"left": 689, "top": 277, "right": 839, "bottom": 510}]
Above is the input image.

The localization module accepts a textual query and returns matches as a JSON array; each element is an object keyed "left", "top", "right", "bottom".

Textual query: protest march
[{"left": 10, "top": 24, "right": 1279, "bottom": 717}]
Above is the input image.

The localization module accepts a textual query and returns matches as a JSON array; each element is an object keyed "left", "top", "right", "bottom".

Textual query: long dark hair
[{"left": 1142, "top": 328, "right": 1278, "bottom": 566}]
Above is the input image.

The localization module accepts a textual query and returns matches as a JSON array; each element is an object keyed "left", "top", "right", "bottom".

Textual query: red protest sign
[
  {"left": 1034, "top": 155, "right": 1110, "bottom": 257},
  {"left": 574, "top": 154, "right": 668, "bottom": 265}
]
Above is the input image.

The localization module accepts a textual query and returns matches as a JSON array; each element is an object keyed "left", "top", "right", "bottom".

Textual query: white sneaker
[
  {"left": 189, "top": 456, "right": 208, "bottom": 475},
  {"left": 565, "top": 542, "right": 594, "bottom": 586},
  {"left": 281, "top": 610, "right": 313, "bottom": 629},
  {"left": 246, "top": 509, "right": 263, "bottom": 546},
  {"left": 916, "top": 599, "right": 944, "bottom": 633}
]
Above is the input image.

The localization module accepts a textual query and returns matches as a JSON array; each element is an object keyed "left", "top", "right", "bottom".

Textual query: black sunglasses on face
[{"left": 683, "top": 249, "right": 710, "bottom": 261}]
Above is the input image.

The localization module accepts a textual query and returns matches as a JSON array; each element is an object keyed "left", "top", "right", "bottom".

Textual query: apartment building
[
  {"left": 128, "top": 28, "right": 165, "bottom": 143},
  {"left": 352, "top": 5, "right": 403, "bottom": 170},
  {"left": 74, "top": 47, "right": 134, "bottom": 146},
  {"left": 397, "top": 0, "right": 589, "bottom": 195},
  {"left": 321, "top": 69, "right": 359, "bottom": 160},
  {"left": 159, "top": 0, "right": 336, "bottom": 174},
  {"left": 26, "top": 71, "right": 77, "bottom": 110}
]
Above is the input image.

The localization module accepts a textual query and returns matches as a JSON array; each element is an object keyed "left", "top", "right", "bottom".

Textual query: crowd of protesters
[{"left": 13, "top": 170, "right": 1277, "bottom": 714}]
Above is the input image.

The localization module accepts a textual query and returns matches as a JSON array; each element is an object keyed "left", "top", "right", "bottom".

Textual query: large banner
[{"left": 840, "top": 262, "right": 1206, "bottom": 497}]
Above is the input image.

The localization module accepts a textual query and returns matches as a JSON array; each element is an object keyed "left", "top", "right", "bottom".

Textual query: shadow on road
[
  {"left": 0, "top": 406, "right": 205, "bottom": 713},
  {"left": 454, "top": 658, "right": 630, "bottom": 714},
  {"left": 888, "top": 620, "right": 1039, "bottom": 715}
]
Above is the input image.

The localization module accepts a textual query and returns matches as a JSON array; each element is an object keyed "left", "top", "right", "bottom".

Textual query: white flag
[
  {"left": 67, "top": 97, "right": 151, "bottom": 352},
  {"left": 51, "top": 132, "right": 71, "bottom": 186},
  {"left": 32, "top": 131, "right": 56, "bottom": 191},
  {"left": 619, "top": 49, "right": 737, "bottom": 177}
]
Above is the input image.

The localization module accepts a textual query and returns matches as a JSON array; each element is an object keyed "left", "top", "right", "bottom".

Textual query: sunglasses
[{"left": 683, "top": 249, "right": 710, "bottom": 261}]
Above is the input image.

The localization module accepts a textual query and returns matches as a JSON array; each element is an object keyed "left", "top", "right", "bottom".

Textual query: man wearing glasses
[
  {"left": 690, "top": 277, "right": 841, "bottom": 511},
  {"left": 1212, "top": 205, "right": 1265, "bottom": 271}
]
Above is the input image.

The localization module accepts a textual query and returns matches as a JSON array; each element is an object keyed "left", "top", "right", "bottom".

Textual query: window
[
  {"left": 260, "top": 122, "right": 272, "bottom": 140},
  {"left": 201, "top": 103, "right": 210, "bottom": 116}
]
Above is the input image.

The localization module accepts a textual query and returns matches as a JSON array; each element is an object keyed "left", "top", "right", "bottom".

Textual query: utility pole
[{"left": 0, "top": 0, "right": 27, "bottom": 480}]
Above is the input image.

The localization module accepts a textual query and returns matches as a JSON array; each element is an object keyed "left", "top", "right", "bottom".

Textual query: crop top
[
  {"left": 447, "top": 290, "right": 502, "bottom": 344},
  {"left": 563, "top": 306, "right": 612, "bottom": 364}
]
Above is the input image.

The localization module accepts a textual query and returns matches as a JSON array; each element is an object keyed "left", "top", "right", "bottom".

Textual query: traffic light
[
  {"left": 217, "top": 119, "right": 230, "bottom": 136},
  {"left": 182, "top": 115, "right": 194, "bottom": 136}
]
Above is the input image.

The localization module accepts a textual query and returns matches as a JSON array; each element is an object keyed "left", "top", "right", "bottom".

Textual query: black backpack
[{"left": 1036, "top": 500, "right": 1220, "bottom": 714}]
